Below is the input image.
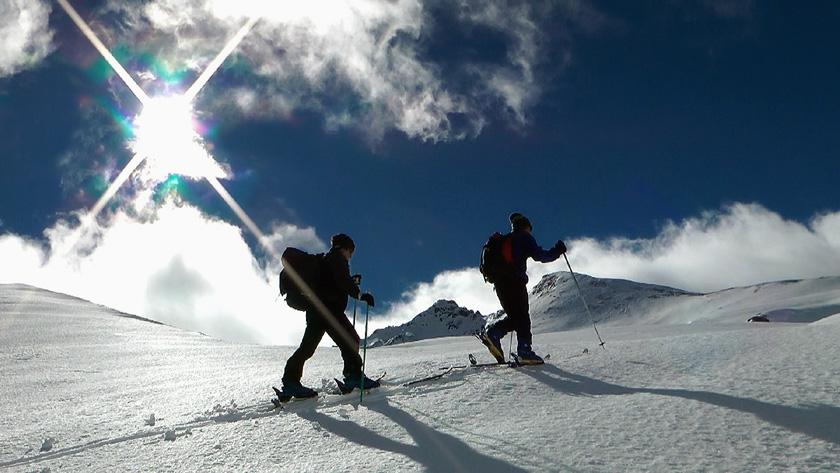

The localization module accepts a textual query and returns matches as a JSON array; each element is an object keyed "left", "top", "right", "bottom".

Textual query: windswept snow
[{"left": 1, "top": 280, "right": 839, "bottom": 472}]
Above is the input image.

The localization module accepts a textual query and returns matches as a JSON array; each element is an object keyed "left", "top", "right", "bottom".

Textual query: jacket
[
  {"left": 509, "top": 230, "right": 562, "bottom": 283},
  {"left": 316, "top": 248, "right": 362, "bottom": 312}
]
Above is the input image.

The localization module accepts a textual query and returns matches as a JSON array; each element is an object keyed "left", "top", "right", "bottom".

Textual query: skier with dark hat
[
  {"left": 479, "top": 213, "right": 566, "bottom": 365},
  {"left": 280, "top": 233, "right": 378, "bottom": 398}
]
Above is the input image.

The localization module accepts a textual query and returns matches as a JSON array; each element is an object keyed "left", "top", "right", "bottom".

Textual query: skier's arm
[
  {"left": 328, "top": 255, "right": 362, "bottom": 299},
  {"left": 522, "top": 233, "right": 561, "bottom": 263}
]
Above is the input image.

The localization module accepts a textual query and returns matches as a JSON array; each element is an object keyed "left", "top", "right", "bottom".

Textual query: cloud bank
[
  {"left": 0, "top": 201, "right": 323, "bottom": 345},
  {"left": 381, "top": 203, "right": 840, "bottom": 322},
  {"left": 3, "top": 201, "right": 839, "bottom": 343},
  {"left": 0, "top": 0, "right": 53, "bottom": 78}
]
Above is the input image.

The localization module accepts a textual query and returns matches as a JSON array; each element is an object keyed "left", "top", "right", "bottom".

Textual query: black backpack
[
  {"left": 480, "top": 232, "right": 515, "bottom": 283},
  {"left": 279, "top": 247, "right": 325, "bottom": 311}
]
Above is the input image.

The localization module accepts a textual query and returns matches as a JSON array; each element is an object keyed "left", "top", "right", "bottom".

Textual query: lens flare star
[{"left": 56, "top": 0, "right": 274, "bottom": 259}]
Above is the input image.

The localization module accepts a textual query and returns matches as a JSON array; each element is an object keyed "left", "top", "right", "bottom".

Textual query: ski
[
  {"left": 333, "top": 378, "right": 352, "bottom": 395},
  {"left": 403, "top": 354, "right": 524, "bottom": 387},
  {"left": 270, "top": 388, "right": 285, "bottom": 408},
  {"left": 271, "top": 386, "right": 291, "bottom": 406},
  {"left": 402, "top": 367, "right": 454, "bottom": 387},
  {"left": 468, "top": 352, "right": 518, "bottom": 368},
  {"left": 270, "top": 372, "right": 386, "bottom": 405},
  {"left": 510, "top": 353, "right": 551, "bottom": 366},
  {"left": 270, "top": 386, "right": 318, "bottom": 407},
  {"left": 475, "top": 333, "right": 506, "bottom": 364},
  {"left": 466, "top": 352, "right": 551, "bottom": 369},
  {"left": 334, "top": 372, "right": 387, "bottom": 395}
]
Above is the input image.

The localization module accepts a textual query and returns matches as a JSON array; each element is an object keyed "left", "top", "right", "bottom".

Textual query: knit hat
[
  {"left": 331, "top": 233, "right": 356, "bottom": 250},
  {"left": 509, "top": 213, "right": 532, "bottom": 232}
]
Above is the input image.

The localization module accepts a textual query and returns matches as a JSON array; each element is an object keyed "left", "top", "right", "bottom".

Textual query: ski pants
[
  {"left": 492, "top": 278, "right": 532, "bottom": 344},
  {"left": 283, "top": 306, "right": 362, "bottom": 383}
]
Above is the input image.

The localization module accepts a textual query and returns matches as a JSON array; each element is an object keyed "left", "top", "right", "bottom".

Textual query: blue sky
[{"left": 2, "top": 0, "right": 839, "bottom": 344}]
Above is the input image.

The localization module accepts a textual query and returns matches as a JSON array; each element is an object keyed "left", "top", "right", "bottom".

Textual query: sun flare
[
  {"left": 132, "top": 96, "right": 228, "bottom": 183},
  {"left": 56, "top": 0, "right": 275, "bottom": 261}
]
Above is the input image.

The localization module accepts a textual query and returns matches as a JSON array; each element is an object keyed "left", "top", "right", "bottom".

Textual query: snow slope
[
  {"left": 367, "top": 272, "right": 840, "bottom": 345},
  {"left": 531, "top": 273, "right": 840, "bottom": 328},
  {"left": 2, "top": 283, "right": 839, "bottom": 472}
]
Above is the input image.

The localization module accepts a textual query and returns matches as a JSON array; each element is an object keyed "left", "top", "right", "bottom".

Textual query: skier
[
  {"left": 280, "top": 233, "right": 378, "bottom": 398},
  {"left": 479, "top": 213, "right": 566, "bottom": 365}
]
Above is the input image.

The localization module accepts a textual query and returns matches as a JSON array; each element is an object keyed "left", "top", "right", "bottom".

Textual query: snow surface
[{"left": 2, "top": 281, "right": 840, "bottom": 472}]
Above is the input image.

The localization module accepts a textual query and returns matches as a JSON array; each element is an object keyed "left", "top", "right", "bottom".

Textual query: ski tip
[
  {"left": 334, "top": 378, "right": 354, "bottom": 395},
  {"left": 271, "top": 386, "right": 294, "bottom": 404}
]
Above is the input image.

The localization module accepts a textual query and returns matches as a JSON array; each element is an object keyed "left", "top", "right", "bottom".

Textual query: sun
[{"left": 131, "top": 96, "right": 229, "bottom": 183}]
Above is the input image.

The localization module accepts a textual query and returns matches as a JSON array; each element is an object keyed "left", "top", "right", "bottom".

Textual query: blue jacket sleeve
[
  {"left": 507, "top": 232, "right": 561, "bottom": 283},
  {"left": 523, "top": 233, "right": 561, "bottom": 263}
]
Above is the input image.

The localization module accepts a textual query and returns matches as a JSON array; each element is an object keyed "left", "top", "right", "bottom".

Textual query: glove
[
  {"left": 554, "top": 240, "right": 567, "bottom": 255},
  {"left": 360, "top": 292, "right": 375, "bottom": 308},
  {"left": 352, "top": 274, "right": 362, "bottom": 286}
]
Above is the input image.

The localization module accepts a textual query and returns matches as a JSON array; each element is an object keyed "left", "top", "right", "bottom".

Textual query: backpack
[
  {"left": 279, "top": 247, "right": 325, "bottom": 311},
  {"left": 479, "top": 232, "right": 515, "bottom": 284}
]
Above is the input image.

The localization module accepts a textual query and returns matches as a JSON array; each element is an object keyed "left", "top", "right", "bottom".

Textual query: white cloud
[
  {"left": 0, "top": 201, "right": 326, "bottom": 346},
  {"left": 555, "top": 203, "right": 840, "bottom": 293},
  {"left": 376, "top": 268, "right": 499, "bottom": 330},
  {"left": 89, "top": 0, "right": 568, "bottom": 142},
  {"left": 383, "top": 203, "right": 840, "bottom": 324},
  {"left": 0, "top": 0, "right": 53, "bottom": 78}
]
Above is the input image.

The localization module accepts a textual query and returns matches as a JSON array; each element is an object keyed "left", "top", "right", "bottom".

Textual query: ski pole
[
  {"left": 564, "top": 254, "right": 606, "bottom": 349},
  {"left": 360, "top": 294, "right": 371, "bottom": 403},
  {"left": 351, "top": 274, "right": 362, "bottom": 325}
]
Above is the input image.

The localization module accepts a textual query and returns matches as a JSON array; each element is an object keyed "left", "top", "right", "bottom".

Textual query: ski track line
[
  {"left": 3, "top": 361, "right": 553, "bottom": 468},
  {"left": 0, "top": 399, "right": 289, "bottom": 468}
]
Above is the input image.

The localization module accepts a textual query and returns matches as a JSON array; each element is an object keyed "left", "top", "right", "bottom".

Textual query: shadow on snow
[
  {"left": 298, "top": 397, "right": 530, "bottom": 473},
  {"left": 520, "top": 364, "right": 840, "bottom": 446}
]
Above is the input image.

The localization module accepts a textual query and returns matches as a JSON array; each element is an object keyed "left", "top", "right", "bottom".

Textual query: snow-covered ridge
[
  {"left": 366, "top": 299, "right": 485, "bottom": 348},
  {"left": 532, "top": 272, "right": 840, "bottom": 328},
  {"left": 370, "top": 272, "right": 840, "bottom": 346},
  {"left": 0, "top": 283, "right": 163, "bottom": 325}
]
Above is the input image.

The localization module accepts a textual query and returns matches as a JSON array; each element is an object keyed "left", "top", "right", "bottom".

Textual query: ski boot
[
  {"left": 342, "top": 372, "right": 381, "bottom": 390},
  {"left": 280, "top": 379, "right": 318, "bottom": 399},
  {"left": 477, "top": 326, "right": 505, "bottom": 364},
  {"left": 515, "top": 340, "right": 544, "bottom": 365}
]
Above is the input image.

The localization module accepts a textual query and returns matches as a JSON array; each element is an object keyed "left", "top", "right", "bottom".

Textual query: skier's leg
[
  {"left": 494, "top": 280, "right": 530, "bottom": 338},
  {"left": 509, "top": 282, "right": 532, "bottom": 345},
  {"left": 491, "top": 283, "right": 514, "bottom": 335},
  {"left": 322, "top": 310, "right": 363, "bottom": 375},
  {"left": 282, "top": 311, "right": 326, "bottom": 383},
  {"left": 502, "top": 282, "right": 543, "bottom": 363}
]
